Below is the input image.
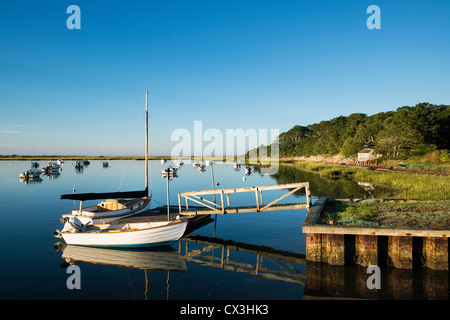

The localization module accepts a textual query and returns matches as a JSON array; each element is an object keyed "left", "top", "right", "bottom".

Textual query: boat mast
[{"left": 145, "top": 90, "right": 149, "bottom": 196}]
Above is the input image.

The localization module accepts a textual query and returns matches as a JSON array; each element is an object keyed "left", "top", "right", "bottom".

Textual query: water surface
[{"left": 0, "top": 160, "right": 445, "bottom": 300}]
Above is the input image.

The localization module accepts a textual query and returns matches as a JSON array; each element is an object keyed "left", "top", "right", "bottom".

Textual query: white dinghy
[{"left": 57, "top": 217, "right": 188, "bottom": 248}]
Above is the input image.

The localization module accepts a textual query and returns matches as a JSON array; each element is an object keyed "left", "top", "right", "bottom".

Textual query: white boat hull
[{"left": 61, "top": 220, "right": 188, "bottom": 247}]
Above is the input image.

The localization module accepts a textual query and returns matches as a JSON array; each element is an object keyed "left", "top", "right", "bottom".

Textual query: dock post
[
  {"left": 306, "top": 183, "right": 311, "bottom": 209},
  {"left": 423, "top": 237, "right": 448, "bottom": 271},
  {"left": 323, "top": 234, "right": 345, "bottom": 266},
  {"left": 306, "top": 233, "right": 322, "bottom": 263},
  {"left": 355, "top": 235, "right": 378, "bottom": 267},
  {"left": 220, "top": 190, "right": 225, "bottom": 214},
  {"left": 255, "top": 188, "right": 260, "bottom": 212},
  {"left": 388, "top": 236, "right": 413, "bottom": 269}
]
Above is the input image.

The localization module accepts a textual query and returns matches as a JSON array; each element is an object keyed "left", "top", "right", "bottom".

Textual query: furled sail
[{"left": 60, "top": 188, "right": 148, "bottom": 201}]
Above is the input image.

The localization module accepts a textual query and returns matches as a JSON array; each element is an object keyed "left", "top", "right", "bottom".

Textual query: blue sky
[{"left": 0, "top": 0, "right": 449, "bottom": 156}]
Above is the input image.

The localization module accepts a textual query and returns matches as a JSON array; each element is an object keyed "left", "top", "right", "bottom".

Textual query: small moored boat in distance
[
  {"left": 245, "top": 165, "right": 254, "bottom": 175},
  {"left": 42, "top": 162, "right": 61, "bottom": 175},
  {"left": 19, "top": 168, "right": 41, "bottom": 179}
]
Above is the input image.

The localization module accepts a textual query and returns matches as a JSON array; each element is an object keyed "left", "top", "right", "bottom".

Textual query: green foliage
[
  {"left": 263, "top": 103, "right": 449, "bottom": 160},
  {"left": 428, "top": 149, "right": 450, "bottom": 164},
  {"left": 321, "top": 200, "right": 450, "bottom": 229},
  {"left": 293, "top": 161, "right": 450, "bottom": 199}
]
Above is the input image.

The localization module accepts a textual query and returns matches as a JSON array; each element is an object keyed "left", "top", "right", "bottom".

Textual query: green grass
[
  {"left": 293, "top": 162, "right": 450, "bottom": 200},
  {"left": 320, "top": 200, "right": 450, "bottom": 229}
]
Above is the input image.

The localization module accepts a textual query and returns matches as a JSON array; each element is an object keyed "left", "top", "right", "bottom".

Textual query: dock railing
[{"left": 178, "top": 182, "right": 311, "bottom": 216}]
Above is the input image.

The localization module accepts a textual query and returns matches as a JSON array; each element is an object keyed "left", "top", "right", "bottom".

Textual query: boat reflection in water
[
  {"left": 56, "top": 242, "right": 187, "bottom": 300},
  {"left": 58, "top": 243, "right": 187, "bottom": 272}
]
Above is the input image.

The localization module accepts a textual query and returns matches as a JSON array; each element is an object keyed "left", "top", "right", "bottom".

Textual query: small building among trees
[{"left": 357, "top": 147, "right": 380, "bottom": 165}]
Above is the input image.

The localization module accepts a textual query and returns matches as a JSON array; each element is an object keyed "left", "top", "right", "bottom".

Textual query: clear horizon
[{"left": 1, "top": 1, "right": 449, "bottom": 156}]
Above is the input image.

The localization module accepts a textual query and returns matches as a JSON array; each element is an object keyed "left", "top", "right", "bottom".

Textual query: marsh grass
[
  {"left": 320, "top": 200, "right": 450, "bottom": 229},
  {"left": 293, "top": 162, "right": 450, "bottom": 199}
]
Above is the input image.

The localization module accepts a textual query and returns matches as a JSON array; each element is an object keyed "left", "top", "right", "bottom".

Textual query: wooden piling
[
  {"left": 303, "top": 198, "right": 450, "bottom": 271},
  {"left": 388, "top": 236, "right": 413, "bottom": 269},
  {"left": 305, "top": 233, "right": 322, "bottom": 263},
  {"left": 322, "top": 234, "right": 345, "bottom": 266},
  {"left": 423, "top": 237, "right": 448, "bottom": 271},
  {"left": 355, "top": 235, "right": 378, "bottom": 267}
]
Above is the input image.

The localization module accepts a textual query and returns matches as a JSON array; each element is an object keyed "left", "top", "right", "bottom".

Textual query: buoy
[{"left": 242, "top": 177, "right": 246, "bottom": 181}]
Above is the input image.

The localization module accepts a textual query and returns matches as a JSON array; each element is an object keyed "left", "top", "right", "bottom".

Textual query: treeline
[{"left": 262, "top": 103, "right": 449, "bottom": 160}]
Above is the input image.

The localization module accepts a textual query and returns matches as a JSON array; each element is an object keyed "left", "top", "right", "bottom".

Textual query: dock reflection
[
  {"left": 179, "top": 234, "right": 307, "bottom": 286},
  {"left": 304, "top": 261, "right": 448, "bottom": 300},
  {"left": 55, "top": 236, "right": 448, "bottom": 300}
]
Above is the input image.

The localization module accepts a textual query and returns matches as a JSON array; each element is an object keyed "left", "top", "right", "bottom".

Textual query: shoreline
[{"left": 3, "top": 154, "right": 449, "bottom": 175}]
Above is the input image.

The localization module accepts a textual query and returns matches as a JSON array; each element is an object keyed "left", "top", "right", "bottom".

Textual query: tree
[{"left": 375, "top": 117, "right": 424, "bottom": 159}]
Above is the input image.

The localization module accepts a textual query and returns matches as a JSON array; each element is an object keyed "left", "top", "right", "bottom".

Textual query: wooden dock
[
  {"left": 110, "top": 205, "right": 214, "bottom": 233},
  {"left": 303, "top": 198, "right": 449, "bottom": 271},
  {"left": 104, "top": 182, "right": 311, "bottom": 235},
  {"left": 177, "top": 182, "right": 311, "bottom": 216}
]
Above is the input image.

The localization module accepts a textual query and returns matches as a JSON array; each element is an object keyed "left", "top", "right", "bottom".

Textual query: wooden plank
[
  {"left": 178, "top": 183, "right": 308, "bottom": 196},
  {"left": 255, "top": 188, "right": 260, "bottom": 212},
  {"left": 220, "top": 190, "right": 225, "bottom": 214},
  {"left": 303, "top": 224, "right": 450, "bottom": 238},
  {"left": 260, "top": 184, "right": 303, "bottom": 212},
  {"left": 306, "top": 183, "right": 311, "bottom": 209},
  {"left": 178, "top": 182, "right": 309, "bottom": 216},
  {"left": 303, "top": 198, "right": 327, "bottom": 226},
  {"left": 182, "top": 195, "right": 222, "bottom": 213},
  {"left": 180, "top": 203, "right": 308, "bottom": 216},
  {"left": 186, "top": 194, "right": 219, "bottom": 208}
]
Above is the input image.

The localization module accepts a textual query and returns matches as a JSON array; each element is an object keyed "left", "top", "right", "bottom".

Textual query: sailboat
[
  {"left": 55, "top": 90, "right": 188, "bottom": 248},
  {"left": 59, "top": 90, "right": 152, "bottom": 225}
]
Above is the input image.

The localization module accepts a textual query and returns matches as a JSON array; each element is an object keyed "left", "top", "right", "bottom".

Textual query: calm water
[{"left": 0, "top": 160, "right": 446, "bottom": 300}]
